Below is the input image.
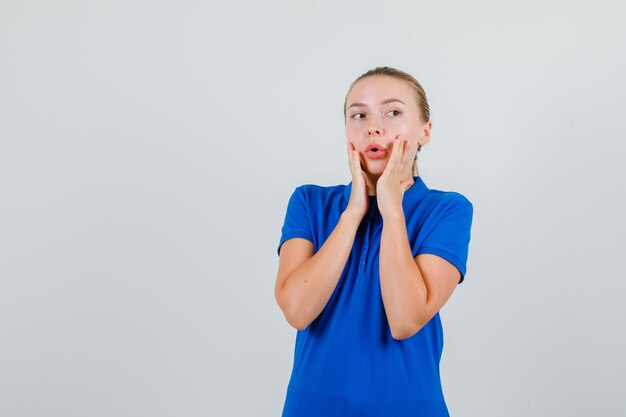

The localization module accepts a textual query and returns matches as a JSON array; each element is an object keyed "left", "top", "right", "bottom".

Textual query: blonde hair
[{"left": 343, "top": 66, "right": 430, "bottom": 177}]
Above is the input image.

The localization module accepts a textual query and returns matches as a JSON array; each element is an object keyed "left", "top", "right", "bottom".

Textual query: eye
[
  {"left": 387, "top": 110, "right": 401, "bottom": 117},
  {"left": 351, "top": 112, "right": 365, "bottom": 120}
]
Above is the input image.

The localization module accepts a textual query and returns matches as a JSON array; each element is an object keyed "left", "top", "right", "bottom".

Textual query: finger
[
  {"left": 397, "top": 137, "right": 412, "bottom": 176},
  {"left": 353, "top": 143, "right": 363, "bottom": 172},
  {"left": 352, "top": 145, "right": 364, "bottom": 177},
  {"left": 347, "top": 141, "right": 355, "bottom": 174},
  {"left": 353, "top": 149, "right": 361, "bottom": 174},
  {"left": 387, "top": 138, "right": 397, "bottom": 164},
  {"left": 398, "top": 138, "right": 412, "bottom": 172},
  {"left": 399, "top": 138, "right": 408, "bottom": 174},
  {"left": 391, "top": 137, "right": 402, "bottom": 172},
  {"left": 402, "top": 139, "right": 411, "bottom": 167},
  {"left": 381, "top": 138, "right": 398, "bottom": 178}
]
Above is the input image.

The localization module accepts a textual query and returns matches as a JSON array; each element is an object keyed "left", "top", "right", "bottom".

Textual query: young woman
[{"left": 275, "top": 66, "right": 474, "bottom": 417}]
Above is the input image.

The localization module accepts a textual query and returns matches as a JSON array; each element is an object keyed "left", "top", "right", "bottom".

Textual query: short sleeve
[
  {"left": 416, "top": 198, "right": 474, "bottom": 284},
  {"left": 277, "top": 186, "right": 314, "bottom": 256}
]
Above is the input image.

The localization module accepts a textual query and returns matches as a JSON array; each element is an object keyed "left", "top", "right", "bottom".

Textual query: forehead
[{"left": 347, "top": 76, "right": 414, "bottom": 104}]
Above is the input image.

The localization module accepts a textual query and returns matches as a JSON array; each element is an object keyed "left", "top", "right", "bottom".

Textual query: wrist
[
  {"left": 341, "top": 209, "right": 363, "bottom": 228},
  {"left": 381, "top": 209, "right": 405, "bottom": 223}
]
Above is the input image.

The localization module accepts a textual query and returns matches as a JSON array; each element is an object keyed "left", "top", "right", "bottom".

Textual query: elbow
[
  {"left": 290, "top": 317, "right": 309, "bottom": 331},
  {"left": 285, "top": 309, "right": 311, "bottom": 331},
  {"left": 390, "top": 320, "right": 425, "bottom": 341},
  {"left": 275, "top": 289, "right": 310, "bottom": 331},
  {"left": 283, "top": 302, "right": 309, "bottom": 330},
  {"left": 390, "top": 327, "right": 411, "bottom": 341}
]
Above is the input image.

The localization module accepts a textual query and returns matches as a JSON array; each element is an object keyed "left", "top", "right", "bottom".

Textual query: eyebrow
[{"left": 346, "top": 98, "right": 406, "bottom": 111}]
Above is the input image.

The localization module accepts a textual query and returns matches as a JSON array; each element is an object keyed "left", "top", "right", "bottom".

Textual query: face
[{"left": 345, "top": 75, "right": 430, "bottom": 177}]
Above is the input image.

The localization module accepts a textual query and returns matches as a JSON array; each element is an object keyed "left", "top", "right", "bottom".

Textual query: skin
[
  {"left": 344, "top": 75, "right": 432, "bottom": 220},
  {"left": 343, "top": 75, "right": 462, "bottom": 339},
  {"left": 275, "top": 74, "right": 462, "bottom": 340}
]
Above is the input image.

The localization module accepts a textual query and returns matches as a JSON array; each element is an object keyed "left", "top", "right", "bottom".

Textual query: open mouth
[{"left": 365, "top": 148, "right": 387, "bottom": 159}]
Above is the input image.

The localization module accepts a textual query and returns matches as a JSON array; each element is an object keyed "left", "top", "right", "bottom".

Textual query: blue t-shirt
[{"left": 277, "top": 175, "right": 473, "bottom": 417}]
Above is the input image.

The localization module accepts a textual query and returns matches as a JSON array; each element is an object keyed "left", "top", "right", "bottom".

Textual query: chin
[{"left": 363, "top": 163, "right": 386, "bottom": 175}]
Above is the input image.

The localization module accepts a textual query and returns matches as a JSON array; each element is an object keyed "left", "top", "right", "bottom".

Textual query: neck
[
  {"left": 363, "top": 171, "right": 379, "bottom": 196},
  {"left": 362, "top": 170, "right": 414, "bottom": 196}
]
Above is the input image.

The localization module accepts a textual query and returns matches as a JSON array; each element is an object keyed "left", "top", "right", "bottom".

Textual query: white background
[{"left": 1, "top": 0, "right": 624, "bottom": 416}]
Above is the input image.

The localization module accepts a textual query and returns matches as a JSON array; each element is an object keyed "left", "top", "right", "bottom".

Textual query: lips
[
  {"left": 364, "top": 143, "right": 388, "bottom": 159},
  {"left": 365, "top": 143, "right": 386, "bottom": 152}
]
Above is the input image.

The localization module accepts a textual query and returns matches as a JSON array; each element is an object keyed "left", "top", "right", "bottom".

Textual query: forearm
[
  {"left": 281, "top": 211, "right": 361, "bottom": 330},
  {"left": 379, "top": 212, "right": 428, "bottom": 339}
]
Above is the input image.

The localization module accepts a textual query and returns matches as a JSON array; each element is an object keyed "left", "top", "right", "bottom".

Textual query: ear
[{"left": 420, "top": 120, "right": 432, "bottom": 146}]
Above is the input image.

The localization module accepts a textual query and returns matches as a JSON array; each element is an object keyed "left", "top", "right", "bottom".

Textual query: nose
[
  {"left": 367, "top": 120, "right": 383, "bottom": 136},
  {"left": 368, "top": 126, "right": 381, "bottom": 136}
]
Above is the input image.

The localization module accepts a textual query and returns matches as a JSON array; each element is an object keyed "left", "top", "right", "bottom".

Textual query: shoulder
[
  {"left": 284, "top": 182, "right": 348, "bottom": 223},
  {"left": 295, "top": 182, "right": 346, "bottom": 194},
  {"left": 421, "top": 187, "right": 473, "bottom": 220},
  {"left": 424, "top": 181, "right": 473, "bottom": 208},
  {"left": 292, "top": 182, "right": 347, "bottom": 204},
  {"left": 431, "top": 190, "right": 472, "bottom": 207}
]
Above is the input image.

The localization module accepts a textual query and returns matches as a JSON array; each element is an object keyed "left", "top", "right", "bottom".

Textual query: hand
[
  {"left": 376, "top": 134, "right": 415, "bottom": 219},
  {"left": 344, "top": 140, "right": 369, "bottom": 222}
]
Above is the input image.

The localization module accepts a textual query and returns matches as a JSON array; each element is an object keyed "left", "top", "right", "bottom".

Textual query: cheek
[
  {"left": 402, "top": 128, "right": 420, "bottom": 144},
  {"left": 346, "top": 124, "right": 359, "bottom": 133},
  {"left": 345, "top": 128, "right": 361, "bottom": 143}
]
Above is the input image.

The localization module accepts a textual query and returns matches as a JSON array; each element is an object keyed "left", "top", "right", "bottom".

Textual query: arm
[
  {"left": 379, "top": 212, "right": 460, "bottom": 340},
  {"left": 275, "top": 211, "right": 361, "bottom": 330}
]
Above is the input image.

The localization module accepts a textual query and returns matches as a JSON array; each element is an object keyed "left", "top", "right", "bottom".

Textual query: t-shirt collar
[{"left": 343, "top": 175, "right": 429, "bottom": 210}]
